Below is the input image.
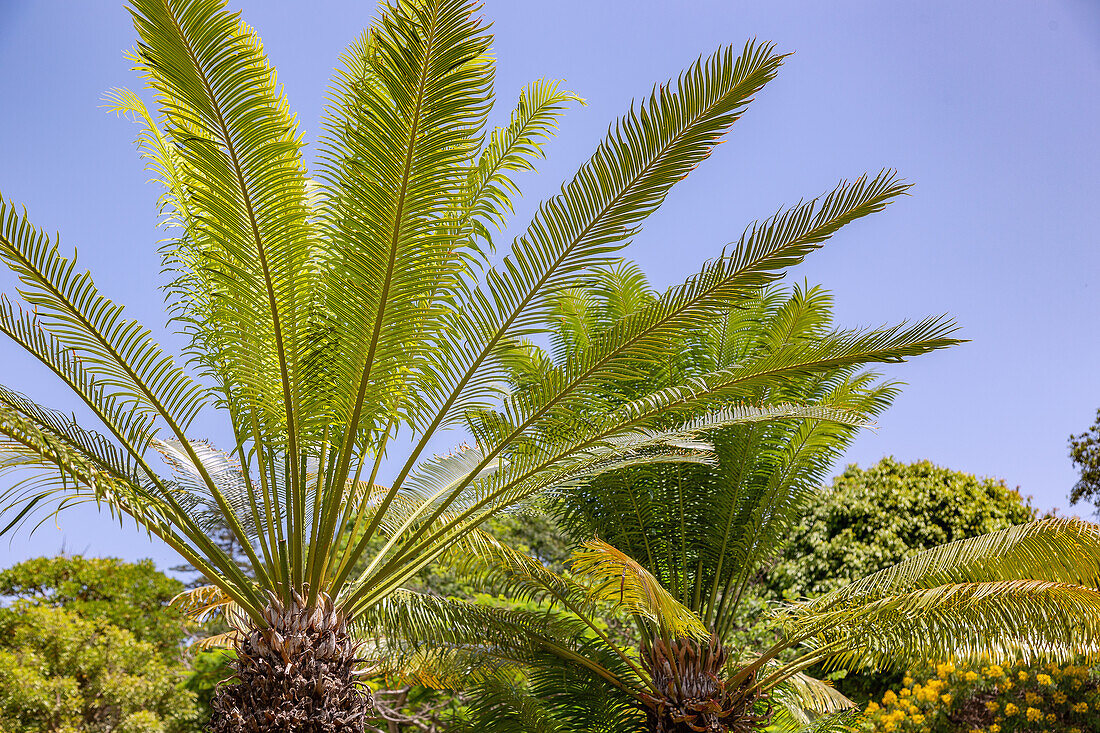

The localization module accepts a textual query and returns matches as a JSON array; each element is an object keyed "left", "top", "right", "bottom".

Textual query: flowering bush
[{"left": 860, "top": 661, "right": 1100, "bottom": 732}]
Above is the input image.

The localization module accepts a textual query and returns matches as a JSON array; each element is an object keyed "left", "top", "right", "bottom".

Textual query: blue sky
[{"left": 0, "top": 1, "right": 1098, "bottom": 571}]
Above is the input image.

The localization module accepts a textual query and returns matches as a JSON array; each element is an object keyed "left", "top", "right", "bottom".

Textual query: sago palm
[
  {"left": 0, "top": 0, "right": 960, "bottom": 730},
  {"left": 370, "top": 270, "right": 1100, "bottom": 733}
]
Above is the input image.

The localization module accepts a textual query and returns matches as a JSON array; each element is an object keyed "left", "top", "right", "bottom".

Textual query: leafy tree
[
  {"left": 1069, "top": 409, "right": 1100, "bottom": 512},
  {"left": 373, "top": 271, "right": 1100, "bottom": 733},
  {"left": 0, "top": 555, "right": 193, "bottom": 655},
  {"left": 0, "top": 0, "right": 962, "bottom": 729},
  {"left": 769, "top": 457, "right": 1037, "bottom": 599},
  {"left": 0, "top": 556, "right": 199, "bottom": 732}
]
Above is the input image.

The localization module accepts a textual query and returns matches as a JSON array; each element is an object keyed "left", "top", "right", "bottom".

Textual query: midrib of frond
[
  {"left": 321, "top": 3, "right": 444, "bottom": 591},
  {"left": 375, "top": 70, "right": 760, "bottom": 571},
  {"left": 154, "top": 0, "right": 296, "bottom": 586}
]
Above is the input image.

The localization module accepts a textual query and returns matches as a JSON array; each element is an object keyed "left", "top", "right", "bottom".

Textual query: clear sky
[{"left": 1, "top": 1, "right": 1098, "bottom": 571}]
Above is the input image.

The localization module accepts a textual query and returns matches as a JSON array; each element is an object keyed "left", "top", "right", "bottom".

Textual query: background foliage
[
  {"left": 769, "top": 457, "right": 1037, "bottom": 599},
  {"left": 0, "top": 556, "right": 200, "bottom": 732}
]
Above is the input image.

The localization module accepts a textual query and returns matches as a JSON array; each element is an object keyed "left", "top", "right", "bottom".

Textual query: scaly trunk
[
  {"left": 210, "top": 590, "right": 373, "bottom": 732},
  {"left": 640, "top": 637, "right": 770, "bottom": 733}
]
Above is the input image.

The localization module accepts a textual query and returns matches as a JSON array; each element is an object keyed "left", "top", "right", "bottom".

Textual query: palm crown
[
  {"left": 0, "top": 0, "right": 967, "bottom": 728},
  {"left": 375, "top": 270, "right": 1100, "bottom": 733}
]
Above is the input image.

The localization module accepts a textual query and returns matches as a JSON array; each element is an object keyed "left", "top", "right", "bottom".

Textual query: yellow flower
[
  {"left": 1025, "top": 707, "right": 1042, "bottom": 722},
  {"left": 900, "top": 688, "right": 911, "bottom": 698},
  {"left": 903, "top": 676, "right": 914, "bottom": 687},
  {"left": 940, "top": 693, "right": 952, "bottom": 706},
  {"left": 1002, "top": 680, "right": 1014, "bottom": 691},
  {"left": 1054, "top": 691, "right": 1067, "bottom": 704},
  {"left": 985, "top": 701, "right": 999, "bottom": 712},
  {"left": 1073, "top": 701, "right": 1089, "bottom": 713},
  {"left": 1004, "top": 703, "right": 1019, "bottom": 717},
  {"left": 1018, "top": 670, "right": 1029, "bottom": 681},
  {"left": 964, "top": 671, "right": 979, "bottom": 682},
  {"left": 882, "top": 690, "right": 898, "bottom": 706},
  {"left": 865, "top": 702, "right": 880, "bottom": 713},
  {"left": 1047, "top": 712, "right": 1058, "bottom": 723},
  {"left": 989, "top": 726, "right": 1001, "bottom": 733},
  {"left": 1025, "top": 691, "right": 1042, "bottom": 705},
  {"left": 912, "top": 714, "right": 924, "bottom": 725},
  {"left": 937, "top": 662, "right": 955, "bottom": 679},
  {"left": 1036, "top": 673, "right": 1053, "bottom": 686}
]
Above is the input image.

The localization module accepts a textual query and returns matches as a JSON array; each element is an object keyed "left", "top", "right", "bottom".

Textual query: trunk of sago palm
[
  {"left": 641, "top": 637, "right": 770, "bottom": 733},
  {"left": 210, "top": 589, "right": 373, "bottom": 733}
]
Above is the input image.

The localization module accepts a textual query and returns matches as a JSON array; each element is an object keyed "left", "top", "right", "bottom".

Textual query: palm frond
[
  {"left": 129, "top": 0, "right": 315, "bottom": 453},
  {"left": 804, "top": 518, "right": 1100, "bottom": 611},
  {"left": 468, "top": 78, "right": 582, "bottom": 242},
  {"left": 569, "top": 539, "right": 709, "bottom": 640},
  {"left": 0, "top": 195, "right": 208, "bottom": 433},
  {"left": 786, "top": 580, "right": 1100, "bottom": 671}
]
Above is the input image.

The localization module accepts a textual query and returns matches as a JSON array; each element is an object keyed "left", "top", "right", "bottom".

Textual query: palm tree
[
  {"left": 0, "top": 0, "right": 959, "bottom": 729},
  {"left": 371, "top": 270, "right": 1100, "bottom": 733}
]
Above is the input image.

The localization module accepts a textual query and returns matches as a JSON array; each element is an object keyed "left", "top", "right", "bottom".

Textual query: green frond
[
  {"left": 0, "top": 385, "right": 143, "bottom": 489},
  {"left": 316, "top": 0, "right": 494, "bottom": 436},
  {"left": 0, "top": 297, "right": 157, "bottom": 458},
  {"left": 129, "top": 0, "right": 316, "bottom": 454},
  {"left": 805, "top": 518, "right": 1100, "bottom": 611},
  {"left": 0, "top": 195, "right": 208, "bottom": 432},
  {"left": 570, "top": 538, "right": 709, "bottom": 640},
  {"left": 788, "top": 580, "right": 1100, "bottom": 671},
  {"left": 468, "top": 78, "right": 582, "bottom": 241}
]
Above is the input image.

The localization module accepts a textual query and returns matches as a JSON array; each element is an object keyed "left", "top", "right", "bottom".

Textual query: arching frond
[
  {"left": 785, "top": 580, "right": 1100, "bottom": 672},
  {"left": 805, "top": 517, "right": 1100, "bottom": 611},
  {"left": 0, "top": 196, "right": 208, "bottom": 433},
  {"left": 570, "top": 539, "right": 708, "bottom": 640}
]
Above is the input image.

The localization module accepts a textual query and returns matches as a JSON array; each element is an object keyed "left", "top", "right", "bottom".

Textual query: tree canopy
[
  {"left": 769, "top": 457, "right": 1037, "bottom": 599},
  {"left": 0, "top": 555, "right": 199, "bottom": 732}
]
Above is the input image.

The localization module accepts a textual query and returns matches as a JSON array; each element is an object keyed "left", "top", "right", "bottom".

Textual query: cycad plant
[
  {"left": 0, "top": 0, "right": 961, "bottom": 730},
  {"left": 372, "top": 270, "right": 1100, "bottom": 733}
]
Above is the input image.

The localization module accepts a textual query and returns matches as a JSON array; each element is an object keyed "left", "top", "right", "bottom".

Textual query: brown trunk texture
[
  {"left": 209, "top": 590, "right": 373, "bottom": 732},
  {"left": 640, "top": 637, "right": 770, "bottom": 733}
]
